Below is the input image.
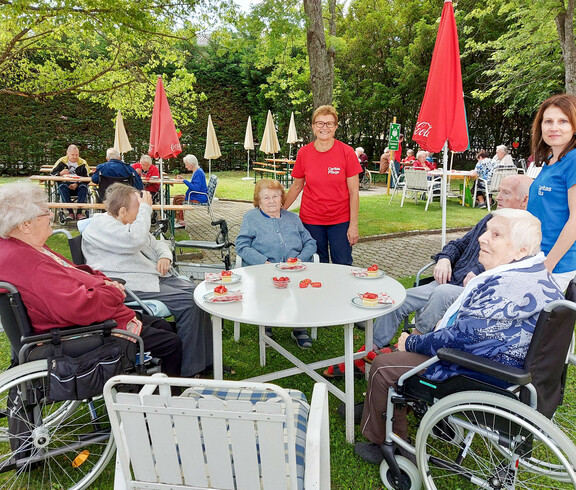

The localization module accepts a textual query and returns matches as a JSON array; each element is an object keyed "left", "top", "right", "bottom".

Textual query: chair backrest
[
  {"left": 522, "top": 280, "right": 576, "bottom": 418},
  {"left": 389, "top": 160, "right": 402, "bottom": 186},
  {"left": 526, "top": 162, "right": 543, "bottom": 179},
  {"left": 403, "top": 168, "right": 430, "bottom": 191},
  {"left": 0, "top": 282, "right": 35, "bottom": 356},
  {"left": 206, "top": 174, "right": 218, "bottom": 204},
  {"left": 68, "top": 234, "right": 86, "bottom": 265},
  {"left": 105, "top": 374, "right": 330, "bottom": 490},
  {"left": 98, "top": 174, "right": 135, "bottom": 202},
  {"left": 486, "top": 167, "right": 518, "bottom": 192}
]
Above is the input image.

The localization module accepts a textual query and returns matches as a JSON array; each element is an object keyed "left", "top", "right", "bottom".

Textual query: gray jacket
[{"left": 81, "top": 204, "right": 172, "bottom": 292}]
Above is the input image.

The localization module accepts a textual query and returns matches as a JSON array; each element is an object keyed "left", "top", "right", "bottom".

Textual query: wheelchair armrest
[
  {"left": 437, "top": 348, "right": 532, "bottom": 386},
  {"left": 21, "top": 319, "right": 118, "bottom": 345}
]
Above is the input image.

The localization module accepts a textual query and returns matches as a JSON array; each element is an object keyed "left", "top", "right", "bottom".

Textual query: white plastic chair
[
  {"left": 388, "top": 162, "right": 406, "bottom": 204},
  {"left": 400, "top": 168, "right": 441, "bottom": 211},
  {"left": 233, "top": 254, "right": 320, "bottom": 341},
  {"left": 105, "top": 374, "right": 331, "bottom": 490},
  {"left": 473, "top": 166, "right": 518, "bottom": 212}
]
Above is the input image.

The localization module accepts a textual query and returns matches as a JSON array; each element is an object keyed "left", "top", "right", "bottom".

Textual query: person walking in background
[
  {"left": 528, "top": 93, "right": 576, "bottom": 290},
  {"left": 283, "top": 105, "right": 362, "bottom": 265},
  {"left": 51, "top": 144, "right": 90, "bottom": 221}
]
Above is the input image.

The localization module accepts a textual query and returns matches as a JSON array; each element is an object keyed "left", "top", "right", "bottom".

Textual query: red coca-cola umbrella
[
  {"left": 412, "top": 0, "right": 468, "bottom": 245},
  {"left": 148, "top": 77, "right": 182, "bottom": 217}
]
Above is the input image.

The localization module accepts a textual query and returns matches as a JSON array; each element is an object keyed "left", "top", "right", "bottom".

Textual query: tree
[
  {"left": 303, "top": 0, "right": 336, "bottom": 108},
  {"left": 0, "top": 0, "right": 221, "bottom": 123}
]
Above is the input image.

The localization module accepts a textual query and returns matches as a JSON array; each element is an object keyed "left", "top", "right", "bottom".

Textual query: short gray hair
[
  {"left": 183, "top": 154, "right": 198, "bottom": 167},
  {"left": 104, "top": 183, "right": 138, "bottom": 217},
  {"left": 491, "top": 208, "right": 541, "bottom": 255},
  {"left": 106, "top": 148, "right": 121, "bottom": 160},
  {"left": 416, "top": 150, "right": 427, "bottom": 160},
  {"left": 0, "top": 182, "right": 48, "bottom": 238},
  {"left": 140, "top": 154, "right": 152, "bottom": 164},
  {"left": 496, "top": 145, "right": 509, "bottom": 154},
  {"left": 67, "top": 144, "right": 79, "bottom": 153}
]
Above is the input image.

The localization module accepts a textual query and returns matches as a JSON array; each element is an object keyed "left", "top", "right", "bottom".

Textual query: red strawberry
[
  {"left": 299, "top": 280, "right": 309, "bottom": 288},
  {"left": 310, "top": 282, "right": 322, "bottom": 288}
]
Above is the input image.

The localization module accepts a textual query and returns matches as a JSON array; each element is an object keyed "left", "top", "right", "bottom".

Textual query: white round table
[{"left": 194, "top": 262, "right": 406, "bottom": 442}]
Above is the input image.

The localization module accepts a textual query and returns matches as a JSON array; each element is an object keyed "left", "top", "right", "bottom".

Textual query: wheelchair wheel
[
  {"left": 360, "top": 170, "right": 372, "bottom": 191},
  {"left": 380, "top": 455, "right": 421, "bottom": 490},
  {"left": 0, "top": 360, "right": 115, "bottom": 489},
  {"left": 552, "top": 354, "right": 576, "bottom": 447},
  {"left": 416, "top": 391, "right": 576, "bottom": 488}
]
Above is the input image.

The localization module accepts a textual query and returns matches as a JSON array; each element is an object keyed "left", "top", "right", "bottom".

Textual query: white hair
[
  {"left": 496, "top": 145, "right": 509, "bottom": 154},
  {"left": 491, "top": 208, "right": 541, "bottom": 255},
  {"left": 355, "top": 147, "right": 364, "bottom": 154},
  {"left": 0, "top": 182, "right": 48, "bottom": 238},
  {"left": 183, "top": 154, "right": 199, "bottom": 167},
  {"left": 140, "top": 154, "right": 152, "bottom": 164},
  {"left": 416, "top": 150, "right": 427, "bottom": 160},
  {"left": 106, "top": 148, "right": 121, "bottom": 160}
]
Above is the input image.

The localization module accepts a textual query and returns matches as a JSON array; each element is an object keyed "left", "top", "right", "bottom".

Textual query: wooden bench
[{"left": 253, "top": 163, "right": 290, "bottom": 186}]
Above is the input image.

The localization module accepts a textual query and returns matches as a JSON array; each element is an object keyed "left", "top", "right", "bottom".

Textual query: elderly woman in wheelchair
[
  {"left": 355, "top": 208, "right": 576, "bottom": 489},
  {"left": 0, "top": 182, "right": 182, "bottom": 488}
]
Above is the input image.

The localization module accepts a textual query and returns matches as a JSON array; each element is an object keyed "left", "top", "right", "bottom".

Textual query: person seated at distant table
[
  {"left": 355, "top": 208, "right": 564, "bottom": 465},
  {"left": 493, "top": 144, "right": 515, "bottom": 168},
  {"left": 236, "top": 179, "right": 317, "bottom": 348},
  {"left": 470, "top": 149, "right": 497, "bottom": 208},
  {"left": 412, "top": 150, "right": 436, "bottom": 171},
  {"left": 173, "top": 154, "right": 208, "bottom": 227},
  {"left": 51, "top": 144, "right": 90, "bottom": 221},
  {"left": 0, "top": 182, "right": 182, "bottom": 377},
  {"left": 132, "top": 154, "right": 160, "bottom": 198},
  {"left": 92, "top": 148, "right": 144, "bottom": 191},
  {"left": 379, "top": 147, "right": 391, "bottom": 174},
  {"left": 400, "top": 149, "right": 416, "bottom": 166},
  {"left": 81, "top": 183, "right": 214, "bottom": 378}
]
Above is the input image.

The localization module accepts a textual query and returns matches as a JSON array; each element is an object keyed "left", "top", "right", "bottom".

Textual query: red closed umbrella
[
  {"left": 148, "top": 77, "right": 182, "bottom": 217},
  {"left": 412, "top": 0, "right": 468, "bottom": 246}
]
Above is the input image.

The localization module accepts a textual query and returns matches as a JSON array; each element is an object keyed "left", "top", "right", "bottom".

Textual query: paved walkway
[{"left": 182, "top": 189, "right": 467, "bottom": 279}]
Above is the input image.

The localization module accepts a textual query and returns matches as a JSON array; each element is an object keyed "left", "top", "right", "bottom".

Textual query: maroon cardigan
[{"left": 0, "top": 237, "right": 135, "bottom": 332}]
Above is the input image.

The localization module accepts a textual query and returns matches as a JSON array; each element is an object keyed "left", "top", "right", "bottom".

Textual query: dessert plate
[
  {"left": 351, "top": 297, "right": 394, "bottom": 309},
  {"left": 275, "top": 263, "right": 307, "bottom": 272},
  {"left": 203, "top": 292, "right": 242, "bottom": 303},
  {"left": 351, "top": 269, "right": 386, "bottom": 279},
  {"left": 215, "top": 274, "right": 242, "bottom": 285}
]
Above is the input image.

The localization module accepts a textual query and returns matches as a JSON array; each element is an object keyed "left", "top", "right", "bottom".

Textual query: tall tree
[{"left": 303, "top": 0, "right": 335, "bottom": 108}]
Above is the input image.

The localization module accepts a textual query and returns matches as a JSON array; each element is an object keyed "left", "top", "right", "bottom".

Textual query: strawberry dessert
[
  {"left": 367, "top": 264, "right": 379, "bottom": 277},
  {"left": 221, "top": 270, "right": 233, "bottom": 282},
  {"left": 214, "top": 285, "right": 228, "bottom": 296},
  {"left": 361, "top": 292, "right": 378, "bottom": 306}
]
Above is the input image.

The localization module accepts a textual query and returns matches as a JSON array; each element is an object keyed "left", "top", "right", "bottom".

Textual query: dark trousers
[
  {"left": 360, "top": 351, "right": 429, "bottom": 443},
  {"left": 139, "top": 314, "right": 182, "bottom": 377},
  {"left": 58, "top": 183, "right": 88, "bottom": 214},
  {"left": 303, "top": 221, "right": 353, "bottom": 265}
]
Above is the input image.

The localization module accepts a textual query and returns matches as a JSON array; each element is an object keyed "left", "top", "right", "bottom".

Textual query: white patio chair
[
  {"left": 526, "top": 162, "right": 543, "bottom": 179},
  {"left": 233, "top": 254, "right": 320, "bottom": 341},
  {"left": 473, "top": 166, "right": 518, "bottom": 212},
  {"left": 400, "top": 168, "right": 441, "bottom": 211},
  {"left": 388, "top": 161, "right": 406, "bottom": 204},
  {"left": 104, "top": 374, "right": 331, "bottom": 490}
]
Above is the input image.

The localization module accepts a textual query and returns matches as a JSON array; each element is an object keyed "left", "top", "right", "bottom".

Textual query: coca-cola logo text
[{"left": 414, "top": 122, "right": 432, "bottom": 138}]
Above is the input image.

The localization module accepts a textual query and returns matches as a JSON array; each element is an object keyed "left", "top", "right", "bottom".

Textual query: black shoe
[
  {"left": 354, "top": 442, "right": 384, "bottom": 465},
  {"left": 337, "top": 402, "right": 364, "bottom": 425}
]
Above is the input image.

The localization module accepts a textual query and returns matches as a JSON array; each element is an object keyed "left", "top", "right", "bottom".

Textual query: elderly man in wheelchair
[
  {"left": 355, "top": 208, "right": 576, "bottom": 489},
  {"left": 0, "top": 182, "right": 182, "bottom": 488}
]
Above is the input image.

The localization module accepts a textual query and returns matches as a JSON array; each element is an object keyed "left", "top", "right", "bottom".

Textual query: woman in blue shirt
[{"left": 527, "top": 94, "right": 576, "bottom": 290}]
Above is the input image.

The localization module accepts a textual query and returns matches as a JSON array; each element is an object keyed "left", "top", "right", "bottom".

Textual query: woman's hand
[
  {"left": 157, "top": 257, "right": 171, "bottom": 276},
  {"left": 397, "top": 332, "right": 410, "bottom": 352},
  {"left": 138, "top": 190, "right": 153, "bottom": 206},
  {"left": 104, "top": 280, "right": 126, "bottom": 298},
  {"left": 347, "top": 222, "right": 359, "bottom": 246}
]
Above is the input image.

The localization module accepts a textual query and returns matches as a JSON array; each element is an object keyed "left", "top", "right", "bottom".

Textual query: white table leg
[
  {"left": 344, "top": 322, "right": 355, "bottom": 443},
  {"left": 212, "top": 316, "right": 223, "bottom": 380},
  {"left": 259, "top": 325, "right": 267, "bottom": 367}
]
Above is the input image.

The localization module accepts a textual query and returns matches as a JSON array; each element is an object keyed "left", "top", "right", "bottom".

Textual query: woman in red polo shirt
[{"left": 283, "top": 105, "right": 362, "bottom": 265}]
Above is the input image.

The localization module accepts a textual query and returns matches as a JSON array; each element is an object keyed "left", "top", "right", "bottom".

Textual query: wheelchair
[
  {"left": 360, "top": 164, "right": 372, "bottom": 191},
  {"left": 54, "top": 180, "right": 96, "bottom": 225},
  {"left": 0, "top": 281, "right": 148, "bottom": 489},
  {"left": 376, "top": 291, "right": 576, "bottom": 489}
]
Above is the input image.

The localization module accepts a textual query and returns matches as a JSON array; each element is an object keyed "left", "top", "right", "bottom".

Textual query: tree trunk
[
  {"left": 555, "top": 0, "right": 576, "bottom": 94},
  {"left": 303, "top": 0, "right": 335, "bottom": 108}
]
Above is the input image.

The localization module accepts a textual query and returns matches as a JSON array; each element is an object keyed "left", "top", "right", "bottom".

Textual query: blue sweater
[
  {"left": 91, "top": 159, "right": 144, "bottom": 190},
  {"left": 184, "top": 168, "right": 208, "bottom": 203},
  {"left": 406, "top": 256, "right": 563, "bottom": 383},
  {"left": 433, "top": 214, "right": 491, "bottom": 286},
  {"left": 236, "top": 208, "right": 317, "bottom": 265}
]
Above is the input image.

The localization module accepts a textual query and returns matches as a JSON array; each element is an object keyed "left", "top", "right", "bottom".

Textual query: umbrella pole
[
  {"left": 242, "top": 150, "right": 252, "bottom": 180},
  {"left": 159, "top": 158, "right": 165, "bottom": 219},
  {"left": 441, "top": 141, "right": 448, "bottom": 247},
  {"left": 289, "top": 144, "right": 292, "bottom": 160},
  {"left": 208, "top": 159, "right": 212, "bottom": 180}
]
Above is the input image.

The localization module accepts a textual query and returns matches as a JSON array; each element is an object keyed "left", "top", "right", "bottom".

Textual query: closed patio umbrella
[
  {"left": 204, "top": 115, "right": 221, "bottom": 179},
  {"left": 412, "top": 0, "right": 469, "bottom": 246},
  {"left": 148, "top": 77, "right": 182, "bottom": 218},
  {"left": 243, "top": 116, "right": 255, "bottom": 180},
  {"left": 260, "top": 110, "right": 281, "bottom": 170},
  {"left": 113, "top": 110, "right": 132, "bottom": 158},
  {"left": 287, "top": 112, "right": 298, "bottom": 160}
]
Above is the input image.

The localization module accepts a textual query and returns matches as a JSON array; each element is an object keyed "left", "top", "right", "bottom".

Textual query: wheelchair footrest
[{"left": 175, "top": 240, "right": 226, "bottom": 250}]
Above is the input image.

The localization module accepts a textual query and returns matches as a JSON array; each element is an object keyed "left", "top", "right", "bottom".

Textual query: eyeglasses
[
  {"left": 36, "top": 210, "right": 52, "bottom": 218},
  {"left": 314, "top": 121, "right": 337, "bottom": 129}
]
